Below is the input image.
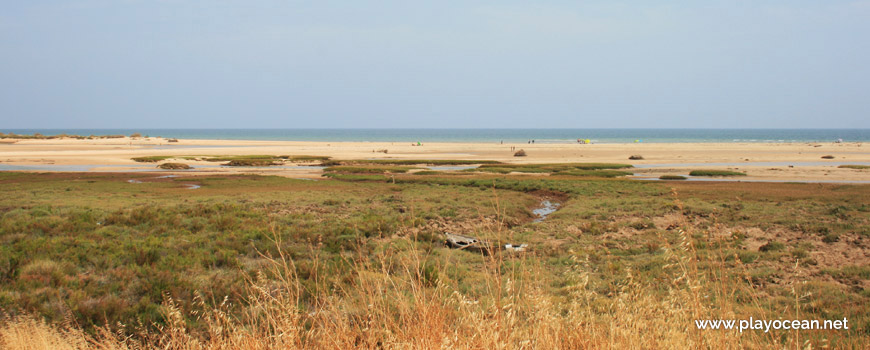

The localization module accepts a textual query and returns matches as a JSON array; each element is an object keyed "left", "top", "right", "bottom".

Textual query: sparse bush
[
  {"left": 629, "top": 155, "right": 644, "bottom": 160},
  {"left": 514, "top": 149, "right": 527, "bottom": 157},
  {"left": 821, "top": 155, "right": 835, "bottom": 159}
]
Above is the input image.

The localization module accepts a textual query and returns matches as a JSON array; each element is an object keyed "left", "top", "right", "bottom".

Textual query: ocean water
[{"left": 3, "top": 129, "right": 868, "bottom": 143}]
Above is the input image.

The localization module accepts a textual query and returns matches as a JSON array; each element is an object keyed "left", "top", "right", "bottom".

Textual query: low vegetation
[
  {"left": 821, "top": 155, "right": 836, "bottom": 159},
  {"left": 552, "top": 170, "right": 634, "bottom": 178},
  {"left": 202, "top": 155, "right": 282, "bottom": 162},
  {"left": 132, "top": 156, "right": 173, "bottom": 163},
  {"left": 133, "top": 155, "right": 332, "bottom": 166},
  {"left": 467, "top": 163, "right": 633, "bottom": 176},
  {"left": 206, "top": 155, "right": 331, "bottom": 163},
  {"left": 689, "top": 169, "right": 747, "bottom": 176},
  {"left": 281, "top": 155, "right": 331, "bottom": 162},
  {"left": 156, "top": 163, "right": 191, "bottom": 170},
  {"left": 0, "top": 172, "right": 867, "bottom": 348},
  {"left": 224, "top": 159, "right": 278, "bottom": 167},
  {"left": 322, "top": 159, "right": 502, "bottom": 166},
  {"left": 629, "top": 155, "right": 644, "bottom": 160},
  {"left": 839, "top": 165, "right": 870, "bottom": 170},
  {"left": 324, "top": 166, "right": 420, "bottom": 174},
  {"left": 412, "top": 170, "right": 463, "bottom": 176},
  {"left": 659, "top": 175, "right": 687, "bottom": 180}
]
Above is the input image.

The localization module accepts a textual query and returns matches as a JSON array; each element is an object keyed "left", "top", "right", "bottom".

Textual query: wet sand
[{"left": 0, "top": 136, "right": 867, "bottom": 182}]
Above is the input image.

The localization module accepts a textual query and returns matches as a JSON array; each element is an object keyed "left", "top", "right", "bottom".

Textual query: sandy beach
[{"left": 0, "top": 137, "right": 867, "bottom": 182}]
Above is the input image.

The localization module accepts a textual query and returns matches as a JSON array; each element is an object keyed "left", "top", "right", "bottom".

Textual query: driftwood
[{"left": 444, "top": 232, "right": 527, "bottom": 255}]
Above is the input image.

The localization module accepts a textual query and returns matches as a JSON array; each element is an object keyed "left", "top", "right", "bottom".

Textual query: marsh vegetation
[{"left": 0, "top": 171, "right": 868, "bottom": 348}]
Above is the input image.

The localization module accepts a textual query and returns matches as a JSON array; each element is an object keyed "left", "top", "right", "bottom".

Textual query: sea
[{"left": 3, "top": 129, "right": 868, "bottom": 144}]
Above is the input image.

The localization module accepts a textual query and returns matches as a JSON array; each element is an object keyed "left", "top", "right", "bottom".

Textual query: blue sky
[{"left": 1, "top": 1, "right": 868, "bottom": 128}]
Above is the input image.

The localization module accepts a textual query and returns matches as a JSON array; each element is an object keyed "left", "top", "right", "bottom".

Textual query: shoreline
[{"left": 0, "top": 137, "right": 867, "bottom": 182}]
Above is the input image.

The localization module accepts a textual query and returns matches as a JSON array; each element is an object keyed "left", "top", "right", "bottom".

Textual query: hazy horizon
[
  {"left": 4, "top": 128, "right": 867, "bottom": 143},
  {"left": 2, "top": 1, "right": 869, "bottom": 129},
  {"left": 4, "top": 127, "right": 870, "bottom": 131}
]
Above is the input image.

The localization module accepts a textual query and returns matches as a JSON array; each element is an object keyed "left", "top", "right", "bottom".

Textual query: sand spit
[{"left": 0, "top": 137, "right": 867, "bottom": 182}]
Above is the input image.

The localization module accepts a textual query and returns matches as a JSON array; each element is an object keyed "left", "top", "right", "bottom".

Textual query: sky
[{"left": 1, "top": 1, "right": 869, "bottom": 129}]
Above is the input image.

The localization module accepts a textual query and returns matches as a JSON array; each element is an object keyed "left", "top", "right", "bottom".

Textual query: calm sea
[{"left": 3, "top": 129, "right": 868, "bottom": 144}]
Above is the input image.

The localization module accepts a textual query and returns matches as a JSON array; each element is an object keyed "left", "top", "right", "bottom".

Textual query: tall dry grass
[{"left": 0, "top": 188, "right": 857, "bottom": 349}]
